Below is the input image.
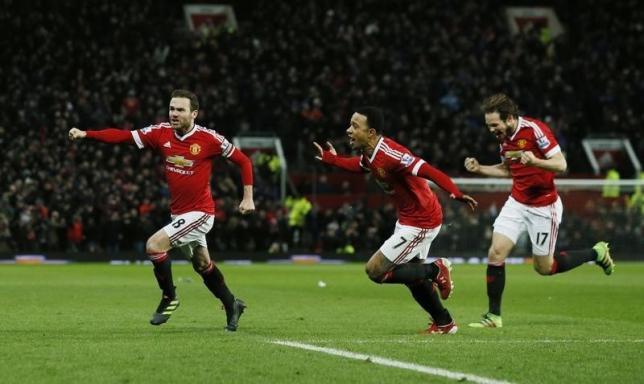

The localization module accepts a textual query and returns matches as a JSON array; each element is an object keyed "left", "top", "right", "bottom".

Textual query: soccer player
[
  {"left": 68, "top": 89, "right": 254, "bottom": 331},
  {"left": 314, "top": 106, "right": 478, "bottom": 334},
  {"left": 464, "top": 93, "right": 615, "bottom": 328}
]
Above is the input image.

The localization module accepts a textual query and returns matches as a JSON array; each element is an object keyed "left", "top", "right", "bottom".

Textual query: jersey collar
[
  {"left": 368, "top": 136, "right": 385, "bottom": 163},
  {"left": 174, "top": 123, "right": 197, "bottom": 141},
  {"left": 509, "top": 117, "right": 523, "bottom": 141}
]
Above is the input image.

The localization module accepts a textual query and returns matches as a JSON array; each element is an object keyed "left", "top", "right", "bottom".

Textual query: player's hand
[
  {"left": 68, "top": 127, "right": 87, "bottom": 140},
  {"left": 450, "top": 193, "right": 478, "bottom": 211},
  {"left": 520, "top": 151, "right": 537, "bottom": 166},
  {"left": 464, "top": 157, "right": 480, "bottom": 173},
  {"left": 239, "top": 198, "right": 255, "bottom": 215},
  {"left": 313, "top": 141, "right": 337, "bottom": 161}
]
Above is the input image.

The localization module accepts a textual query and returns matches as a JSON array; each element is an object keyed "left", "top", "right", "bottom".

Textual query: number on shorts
[
  {"left": 393, "top": 236, "right": 407, "bottom": 249},
  {"left": 536, "top": 232, "right": 548, "bottom": 246},
  {"left": 172, "top": 219, "right": 186, "bottom": 228}
]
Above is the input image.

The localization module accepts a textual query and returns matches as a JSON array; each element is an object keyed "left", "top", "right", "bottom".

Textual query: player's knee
[
  {"left": 488, "top": 245, "right": 505, "bottom": 263},
  {"left": 365, "top": 264, "right": 384, "bottom": 284},
  {"left": 192, "top": 258, "right": 209, "bottom": 274},
  {"left": 533, "top": 261, "right": 553, "bottom": 276},
  {"left": 146, "top": 238, "right": 163, "bottom": 255}
]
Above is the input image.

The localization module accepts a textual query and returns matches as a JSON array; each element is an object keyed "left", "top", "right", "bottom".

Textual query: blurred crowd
[{"left": 1, "top": 0, "right": 642, "bottom": 256}]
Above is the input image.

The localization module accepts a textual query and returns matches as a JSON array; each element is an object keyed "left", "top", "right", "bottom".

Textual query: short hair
[
  {"left": 171, "top": 89, "right": 199, "bottom": 111},
  {"left": 354, "top": 106, "right": 385, "bottom": 133},
  {"left": 481, "top": 93, "right": 519, "bottom": 121}
]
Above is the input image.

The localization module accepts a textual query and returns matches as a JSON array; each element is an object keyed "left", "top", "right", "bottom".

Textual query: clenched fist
[
  {"left": 464, "top": 157, "right": 480, "bottom": 173},
  {"left": 239, "top": 198, "right": 255, "bottom": 215},
  {"left": 68, "top": 127, "right": 87, "bottom": 140},
  {"left": 520, "top": 151, "right": 537, "bottom": 166}
]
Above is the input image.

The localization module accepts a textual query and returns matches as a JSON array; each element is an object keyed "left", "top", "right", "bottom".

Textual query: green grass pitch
[{"left": 1, "top": 262, "right": 643, "bottom": 383}]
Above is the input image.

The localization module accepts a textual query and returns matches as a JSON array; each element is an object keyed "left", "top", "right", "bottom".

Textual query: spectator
[
  {"left": 0, "top": 0, "right": 641, "bottom": 255},
  {"left": 67, "top": 216, "right": 84, "bottom": 252}
]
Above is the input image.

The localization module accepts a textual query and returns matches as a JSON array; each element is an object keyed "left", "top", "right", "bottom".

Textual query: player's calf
[
  {"left": 548, "top": 247, "right": 610, "bottom": 275},
  {"left": 197, "top": 260, "right": 241, "bottom": 329},
  {"left": 431, "top": 258, "right": 454, "bottom": 300},
  {"left": 373, "top": 258, "right": 453, "bottom": 296},
  {"left": 148, "top": 251, "right": 176, "bottom": 299}
]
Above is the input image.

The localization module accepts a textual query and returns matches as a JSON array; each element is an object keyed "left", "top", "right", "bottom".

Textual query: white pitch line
[
  {"left": 271, "top": 340, "right": 513, "bottom": 384},
  {"left": 288, "top": 338, "right": 644, "bottom": 345}
]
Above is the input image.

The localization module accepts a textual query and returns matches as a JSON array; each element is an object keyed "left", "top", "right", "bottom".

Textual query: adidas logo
[{"left": 163, "top": 141, "right": 171, "bottom": 148}]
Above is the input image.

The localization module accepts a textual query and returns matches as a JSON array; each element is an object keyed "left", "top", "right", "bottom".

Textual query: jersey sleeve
[
  {"left": 131, "top": 124, "right": 164, "bottom": 150},
  {"left": 207, "top": 131, "right": 235, "bottom": 158},
  {"left": 85, "top": 129, "right": 135, "bottom": 144},
  {"left": 533, "top": 121, "right": 561, "bottom": 158},
  {"left": 386, "top": 150, "right": 423, "bottom": 176}
]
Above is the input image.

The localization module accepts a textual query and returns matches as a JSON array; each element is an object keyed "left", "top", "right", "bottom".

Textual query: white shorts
[
  {"left": 380, "top": 222, "right": 441, "bottom": 264},
  {"left": 163, "top": 211, "right": 214, "bottom": 249},
  {"left": 493, "top": 196, "right": 563, "bottom": 256}
]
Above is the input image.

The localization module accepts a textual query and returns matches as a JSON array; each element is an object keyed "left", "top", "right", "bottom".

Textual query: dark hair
[
  {"left": 481, "top": 93, "right": 519, "bottom": 121},
  {"left": 354, "top": 106, "right": 385, "bottom": 133},
  {"left": 171, "top": 89, "right": 199, "bottom": 111}
]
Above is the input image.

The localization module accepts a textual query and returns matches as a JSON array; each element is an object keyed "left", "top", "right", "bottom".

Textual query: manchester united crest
[
  {"left": 377, "top": 167, "right": 387, "bottom": 178},
  {"left": 190, "top": 143, "right": 201, "bottom": 155},
  {"left": 517, "top": 139, "right": 527, "bottom": 149}
]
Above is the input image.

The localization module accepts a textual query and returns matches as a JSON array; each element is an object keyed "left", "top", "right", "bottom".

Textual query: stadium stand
[{"left": 1, "top": 0, "right": 641, "bottom": 257}]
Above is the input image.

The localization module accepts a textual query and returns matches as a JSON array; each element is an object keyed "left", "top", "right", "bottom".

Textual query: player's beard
[
  {"left": 170, "top": 121, "right": 191, "bottom": 136},
  {"left": 493, "top": 126, "right": 510, "bottom": 142},
  {"left": 496, "top": 122, "right": 516, "bottom": 142},
  {"left": 172, "top": 119, "right": 191, "bottom": 133}
]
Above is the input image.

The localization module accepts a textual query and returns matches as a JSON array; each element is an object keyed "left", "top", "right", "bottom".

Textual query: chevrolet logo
[
  {"left": 166, "top": 155, "right": 194, "bottom": 168},
  {"left": 505, "top": 150, "right": 523, "bottom": 160}
]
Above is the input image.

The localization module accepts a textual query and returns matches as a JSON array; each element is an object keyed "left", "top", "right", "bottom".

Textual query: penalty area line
[{"left": 271, "top": 340, "right": 513, "bottom": 384}]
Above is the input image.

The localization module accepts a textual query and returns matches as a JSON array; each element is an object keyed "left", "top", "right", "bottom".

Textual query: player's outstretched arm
[
  {"left": 464, "top": 157, "right": 510, "bottom": 177},
  {"left": 416, "top": 161, "right": 478, "bottom": 211},
  {"left": 313, "top": 141, "right": 365, "bottom": 173},
  {"left": 69, "top": 127, "right": 134, "bottom": 144}
]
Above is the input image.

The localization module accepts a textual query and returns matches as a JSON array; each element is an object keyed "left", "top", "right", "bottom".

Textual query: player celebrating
[
  {"left": 464, "top": 93, "right": 615, "bottom": 328},
  {"left": 314, "top": 106, "right": 477, "bottom": 334},
  {"left": 69, "top": 89, "right": 254, "bottom": 331}
]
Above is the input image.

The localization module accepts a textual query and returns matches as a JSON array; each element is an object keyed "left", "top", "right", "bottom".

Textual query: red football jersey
[
  {"left": 500, "top": 116, "right": 561, "bottom": 206},
  {"left": 360, "top": 137, "right": 442, "bottom": 228},
  {"left": 131, "top": 123, "right": 236, "bottom": 215}
]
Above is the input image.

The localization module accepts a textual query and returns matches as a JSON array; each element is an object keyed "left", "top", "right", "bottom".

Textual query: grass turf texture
[{"left": 1, "top": 262, "right": 643, "bottom": 383}]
